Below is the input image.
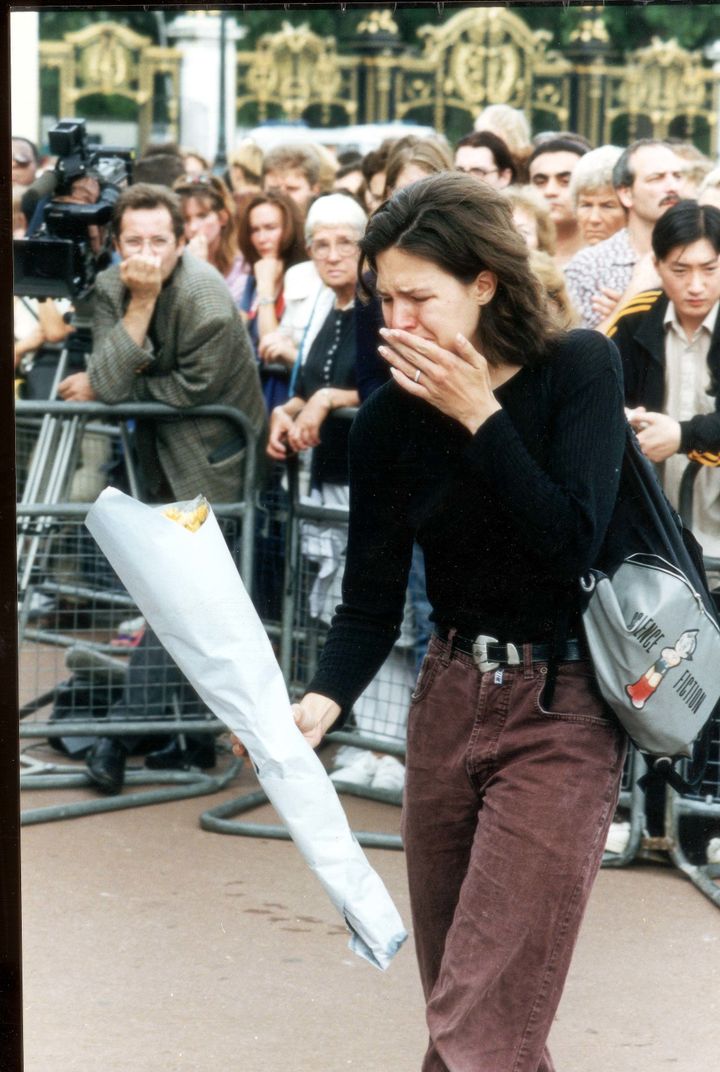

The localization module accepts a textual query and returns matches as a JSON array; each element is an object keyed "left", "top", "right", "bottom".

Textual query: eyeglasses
[
  {"left": 309, "top": 238, "right": 359, "bottom": 260},
  {"left": 121, "top": 235, "right": 174, "bottom": 253},
  {"left": 176, "top": 172, "right": 221, "bottom": 187},
  {"left": 175, "top": 173, "right": 225, "bottom": 191},
  {"left": 456, "top": 166, "right": 499, "bottom": 180}
]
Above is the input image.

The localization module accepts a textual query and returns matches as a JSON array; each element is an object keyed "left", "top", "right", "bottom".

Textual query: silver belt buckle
[
  {"left": 472, "top": 634, "right": 500, "bottom": 673},
  {"left": 471, "top": 635, "right": 522, "bottom": 672}
]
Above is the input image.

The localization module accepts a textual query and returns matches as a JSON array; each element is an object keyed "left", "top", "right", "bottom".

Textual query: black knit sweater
[{"left": 306, "top": 329, "right": 626, "bottom": 721}]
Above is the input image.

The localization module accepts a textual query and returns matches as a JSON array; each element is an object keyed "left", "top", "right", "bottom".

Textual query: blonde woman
[
  {"left": 502, "top": 184, "right": 556, "bottom": 256},
  {"left": 529, "top": 249, "right": 581, "bottom": 330}
]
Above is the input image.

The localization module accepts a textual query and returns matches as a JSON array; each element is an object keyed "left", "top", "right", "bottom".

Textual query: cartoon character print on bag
[{"left": 625, "top": 629, "right": 701, "bottom": 711}]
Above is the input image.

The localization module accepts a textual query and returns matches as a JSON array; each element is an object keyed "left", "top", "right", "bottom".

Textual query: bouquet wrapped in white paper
[{"left": 85, "top": 487, "right": 407, "bottom": 970}]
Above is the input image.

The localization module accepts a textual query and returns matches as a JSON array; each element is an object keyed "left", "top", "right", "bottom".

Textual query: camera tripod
[
  {"left": 16, "top": 310, "right": 140, "bottom": 636},
  {"left": 17, "top": 322, "right": 89, "bottom": 576}
]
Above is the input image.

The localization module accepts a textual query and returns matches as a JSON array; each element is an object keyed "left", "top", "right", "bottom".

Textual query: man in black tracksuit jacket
[
  {"left": 606, "top": 200, "right": 720, "bottom": 837},
  {"left": 606, "top": 200, "right": 720, "bottom": 468},
  {"left": 608, "top": 286, "right": 720, "bottom": 457}
]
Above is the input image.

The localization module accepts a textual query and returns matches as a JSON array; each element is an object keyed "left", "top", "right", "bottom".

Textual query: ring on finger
[{"left": 414, "top": 368, "right": 422, "bottom": 384}]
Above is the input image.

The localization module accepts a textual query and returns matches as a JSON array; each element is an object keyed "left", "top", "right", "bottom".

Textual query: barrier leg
[
  {"left": 200, "top": 782, "right": 403, "bottom": 850},
  {"left": 22, "top": 759, "right": 242, "bottom": 826},
  {"left": 663, "top": 714, "right": 720, "bottom": 908},
  {"left": 602, "top": 748, "right": 647, "bottom": 868},
  {"left": 665, "top": 792, "right": 720, "bottom": 908}
]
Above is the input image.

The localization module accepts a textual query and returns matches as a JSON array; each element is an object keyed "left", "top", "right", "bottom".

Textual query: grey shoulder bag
[{"left": 580, "top": 426, "right": 720, "bottom": 792}]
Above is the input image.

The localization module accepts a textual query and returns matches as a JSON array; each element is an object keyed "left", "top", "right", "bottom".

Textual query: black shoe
[
  {"left": 85, "top": 737, "right": 127, "bottom": 795},
  {"left": 144, "top": 737, "right": 216, "bottom": 771}
]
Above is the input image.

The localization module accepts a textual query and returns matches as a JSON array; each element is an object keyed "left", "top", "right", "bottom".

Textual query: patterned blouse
[{"left": 564, "top": 228, "right": 637, "bottom": 329}]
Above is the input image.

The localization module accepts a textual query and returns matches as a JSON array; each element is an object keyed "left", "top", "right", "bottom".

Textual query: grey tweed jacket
[{"left": 87, "top": 251, "right": 266, "bottom": 503}]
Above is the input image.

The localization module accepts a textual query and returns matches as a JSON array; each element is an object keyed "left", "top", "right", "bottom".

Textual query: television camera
[{"left": 13, "top": 118, "right": 134, "bottom": 301}]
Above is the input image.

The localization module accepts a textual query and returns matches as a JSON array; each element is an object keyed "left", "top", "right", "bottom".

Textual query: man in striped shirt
[{"left": 565, "top": 139, "right": 685, "bottom": 331}]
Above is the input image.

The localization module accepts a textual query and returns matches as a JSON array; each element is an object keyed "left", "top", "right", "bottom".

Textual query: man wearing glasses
[
  {"left": 57, "top": 183, "right": 266, "bottom": 794},
  {"left": 58, "top": 182, "right": 265, "bottom": 504},
  {"left": 454, "top": 130, "right": 516, "bottom": 189}
]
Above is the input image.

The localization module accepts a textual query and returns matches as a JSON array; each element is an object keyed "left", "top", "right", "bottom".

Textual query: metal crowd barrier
[
  {"left": 201, "top": 410, "right": 409, "bottom": 849},
  {"left": 17, "top": 401, "right": 407, "bottom": 841},
  {"left": 666, "top": 718, "right": 720, "bottom": 907},
  {"left": 665, "top": 461, "right": 720, "bottom": 906},
  {"left": 18, "top": 403, "right": 720, "bottom": 891},
  {"left": 16, "top": 400, "right": 258, "bottom": 823},
  {"left": 17, "top": 400, "right": 259, "bottom": 583},
  {"left": 601, "top": 748, "right": 648, "bottom": 869}
]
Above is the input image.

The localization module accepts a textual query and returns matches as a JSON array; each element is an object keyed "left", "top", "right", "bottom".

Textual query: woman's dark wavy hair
[{"left": 359, "top": 171, "right": 561, "bottom": 366}]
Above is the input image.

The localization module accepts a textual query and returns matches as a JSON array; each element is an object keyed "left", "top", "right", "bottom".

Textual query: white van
[{"left": 242, "top": 121, "right": 440, "bottom": 157}]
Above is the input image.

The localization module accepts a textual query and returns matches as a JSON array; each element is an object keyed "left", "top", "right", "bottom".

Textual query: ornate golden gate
[
  {"left": 234, "top": 7, "right": 719, "bottom": 154},
  {"left": 595, "top": 37, "right": 718, "bottom": 150},
  {"left": 234, "top": 8, "right": 573, "bottom": 135},
  {"left": 39, "top": 21, "right": 181, "bottom": 146},
  {"left": 38, "top": 9, "right": 720, "bottom": 155},
  {"left": 377, "top": 7, "right": 572, "bottom": 133}
]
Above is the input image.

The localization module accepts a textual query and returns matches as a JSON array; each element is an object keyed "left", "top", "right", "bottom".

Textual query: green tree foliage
[
  {"left": 35, "top": 4, "right": 719, "bottom": 149},
  {"left": 39, "top": 5, "right": 720, "bottom": 55},
  {"left": 518, "top": 2, "right": 720, "bottom": 53},
  {"left": 40, "top": 10, "right": 160, "bottom": 42}
]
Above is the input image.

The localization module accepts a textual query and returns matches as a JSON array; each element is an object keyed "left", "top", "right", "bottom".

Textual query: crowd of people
[
  {"left": 13, "top": 114, "right": 720, "bottom": 791},
  {"left": 13, "top": 104, "right": 720, "bottom": 1072}
]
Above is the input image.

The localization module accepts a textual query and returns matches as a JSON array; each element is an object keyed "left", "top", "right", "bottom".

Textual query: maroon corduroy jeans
[{"left": 401, "top": 634, "right": 626, "bottom": 1072}]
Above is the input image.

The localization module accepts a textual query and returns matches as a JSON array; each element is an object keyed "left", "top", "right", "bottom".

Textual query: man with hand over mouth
[
  {"left": 58, "top": 183, "right": 265, "bottom": 794},
  {"left": 58, "top": 182, "right": 264, "bottom": 504}
]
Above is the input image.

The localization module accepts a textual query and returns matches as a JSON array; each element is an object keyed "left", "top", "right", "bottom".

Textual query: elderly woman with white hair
[
  {"left": 253, "top": 195, "right": 368, "bottom": 624},
  {"left": 569, "top": 144, "right": 626, "bottom": 246},
  {"left": 267, "top": 193, "right": 364, "bottom": 619},
  {"left": 267, "top": 192, "right": 367, "bottom": 463},
  {"left": 268, "top": 191, "right": 411, "bottom": 793}
]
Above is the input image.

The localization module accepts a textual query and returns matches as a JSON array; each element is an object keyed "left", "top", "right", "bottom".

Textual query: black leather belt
[{"left": 435, "top": 628, "right": 587, "bottom": 671}]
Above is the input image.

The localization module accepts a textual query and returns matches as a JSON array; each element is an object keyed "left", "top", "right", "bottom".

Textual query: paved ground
[{"left": 20, "top": 743, "right": 720, "bottom": 1072}]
